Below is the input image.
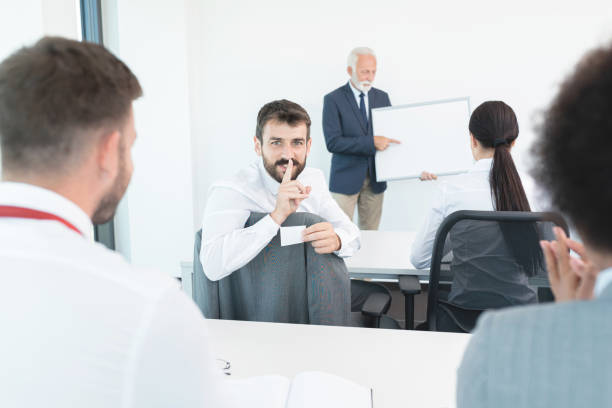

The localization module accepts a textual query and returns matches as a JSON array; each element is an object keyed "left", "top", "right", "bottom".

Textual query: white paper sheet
[{"left": 280, "top": 226, "right": 306, "bottom": 246}]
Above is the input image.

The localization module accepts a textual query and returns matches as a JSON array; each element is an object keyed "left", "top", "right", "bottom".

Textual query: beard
[
  {"left": 351, "top": 71, "right": 373, "bottom": 93},
  {"left": 262, "top": 155, "right": 306, "bottom": 183},
  {"left": 91, "top": 150, "right": 131, "bottom": 225}
]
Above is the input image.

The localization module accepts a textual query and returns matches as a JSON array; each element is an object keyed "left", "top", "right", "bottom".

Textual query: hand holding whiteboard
[{"left": 373, "top": 97, "right": 473, "bottom": 181}]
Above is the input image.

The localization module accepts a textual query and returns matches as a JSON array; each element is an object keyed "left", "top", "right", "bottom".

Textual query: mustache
[{"left": 275, "top": 159, "right": 301, "bottom": 167}]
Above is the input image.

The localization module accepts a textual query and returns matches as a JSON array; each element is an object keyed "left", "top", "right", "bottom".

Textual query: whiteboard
[{"left": 373, "top": 97, "right": 473, "bottom": 181}]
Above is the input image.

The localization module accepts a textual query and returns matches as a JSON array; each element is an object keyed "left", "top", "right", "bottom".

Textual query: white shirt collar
[
  {"left": 348, "top": 80, "right": 368, "bottom": 98},
  {"left": 257, "top": 160, "right": 281, "bottom": 196},
  {"left": 594, "top": 267, "right": 612, "bottom": 297},
  {"left": 469, "top": 157, "right": 493, "bottom": 173},
  {"left": 0, "top": 182, "right": 94, "bottom": 240}
]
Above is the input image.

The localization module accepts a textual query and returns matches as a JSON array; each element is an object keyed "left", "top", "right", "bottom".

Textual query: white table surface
[
  {"left": 345, "top": 230, "right": 428, "bottom": 279},
  {"left": 207, "top": 319, "right": 470, "bottom": 408}
]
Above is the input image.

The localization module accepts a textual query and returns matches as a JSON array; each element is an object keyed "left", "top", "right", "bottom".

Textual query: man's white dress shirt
[
  {"left": 348, "top": 80, "right": 369, "bottom": 119},
  {"left": 0, "top": 182, "right": 233, "bottom": 407},
  {"left": 200, "top": 161, "right": 361, "bottom": 281}
]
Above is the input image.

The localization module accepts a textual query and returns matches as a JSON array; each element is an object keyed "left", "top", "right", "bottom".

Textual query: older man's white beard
[
  {"left": 359, "top": 82, "right": 372, "bottom": 93},
  {"left": 351, "top": 72, "right": 373, "bottom": 93}
]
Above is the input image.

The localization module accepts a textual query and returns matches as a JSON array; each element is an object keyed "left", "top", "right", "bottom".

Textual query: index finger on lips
[{"left": 282, "top": 159, "right": 293, "bottom": 184}]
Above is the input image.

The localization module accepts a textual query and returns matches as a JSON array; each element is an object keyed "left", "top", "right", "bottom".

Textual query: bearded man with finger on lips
[{"left": 200, "top": 99, "right": 360, "bottom": 283}]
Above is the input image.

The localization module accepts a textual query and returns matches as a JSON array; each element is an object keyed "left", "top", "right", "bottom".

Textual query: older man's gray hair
[{"left": 347, "top": 47, "right": 376, "bottom": 69}]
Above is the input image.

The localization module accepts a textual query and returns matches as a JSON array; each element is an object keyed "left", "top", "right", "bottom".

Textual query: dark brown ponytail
[
  {"left": 469, "top": 101, "right": 530, "bottom": 212},
  {"left": 469, "top": 101, "right": 542, "bottom": 276}
]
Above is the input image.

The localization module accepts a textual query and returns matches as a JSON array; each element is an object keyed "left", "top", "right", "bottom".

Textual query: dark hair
[
  {"left": 469, "top": 101, "right": 531, "bottom": 212},
  {"left": 469, "top": 101, "right": 542, "bottom": 276},
  {"left": 0, "top": 36, "right": 142, "bottom": 174},
  {"left": 256, "top": 99, "right": 311, "bottom": 142},
  {"left": 533, "top": 43, "right": 612, "bottom": 251}
]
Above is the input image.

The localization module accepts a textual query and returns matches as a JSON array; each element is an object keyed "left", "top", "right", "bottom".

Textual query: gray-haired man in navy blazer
[{"left": 323, "top": 47, "right": 435, "bottom": 230}]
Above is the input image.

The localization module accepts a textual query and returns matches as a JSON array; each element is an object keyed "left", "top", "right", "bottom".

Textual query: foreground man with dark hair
[
  {"left": 0, "top": 37, "right": 236, "bottom": 407},
  {"left": 457, "top": 42, "right": 612, "bottom": 407}
]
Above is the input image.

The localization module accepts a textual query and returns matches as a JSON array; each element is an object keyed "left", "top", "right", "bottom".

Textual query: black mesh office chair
[
  {"left": 421, "top": 210, "right": 569, "bottom": 333},
  {"left": 350, "top": 279, "right": 401, "bottom": 329}
]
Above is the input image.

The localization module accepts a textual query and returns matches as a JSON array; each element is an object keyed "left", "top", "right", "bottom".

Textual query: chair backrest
[
  {"left": 193, "top": 212, "right": 351, "bottom": 325},
  {"left": 426, "top": 210, "right": 569, "bottom": 332}
]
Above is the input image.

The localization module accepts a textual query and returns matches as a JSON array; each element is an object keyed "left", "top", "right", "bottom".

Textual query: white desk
[
  {"left": 207, "top": 319, "right": 470, "bottom": 408},
  {"left": 345, "top": 230, "right": 428, "bottom": 279}
]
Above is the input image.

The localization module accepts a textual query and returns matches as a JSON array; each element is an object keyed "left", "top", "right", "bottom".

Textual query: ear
[
  {"left": 98, "top": 130, "right": 121, "bottom": 181},
  {"left": 469, "top": 133, "right": 478, "bottom": 149},
  {"left": 254, "top": 135, "right": 262, "bottom": 157},
  {"left": 347, "top": 66, "right": 352, "bottom": 77},
  {"left": 510, "top": 139, "right": 516, "bottom": 148},
  {"left": 306, "top": 137, "right": 312, "bottom": 156}
]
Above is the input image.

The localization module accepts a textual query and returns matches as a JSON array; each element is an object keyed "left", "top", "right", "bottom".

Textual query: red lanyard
[{"left": 0, "top": 205, "right": 83, "bottom": 236}]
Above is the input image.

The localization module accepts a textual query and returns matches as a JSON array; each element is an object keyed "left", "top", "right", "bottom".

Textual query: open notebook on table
[{"left": 228, "top": 371, "right": 373, "bottom": 408}]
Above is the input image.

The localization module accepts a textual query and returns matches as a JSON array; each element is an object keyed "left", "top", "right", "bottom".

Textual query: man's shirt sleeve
[{"left": 200, "top": 186, "right": 279, "bottom": 281}]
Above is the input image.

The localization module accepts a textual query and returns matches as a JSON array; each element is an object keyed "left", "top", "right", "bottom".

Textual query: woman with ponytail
[{"left": 411, "top": 101, "right": 540, "bottom": 309}]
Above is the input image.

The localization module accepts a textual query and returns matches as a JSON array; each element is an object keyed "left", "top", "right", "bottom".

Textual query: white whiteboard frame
[{"left": 373, "top": 96, "right": 472, "bottom": 182}]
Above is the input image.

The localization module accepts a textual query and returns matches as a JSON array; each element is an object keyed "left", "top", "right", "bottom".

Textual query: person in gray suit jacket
[{"left": 457, "top": 42, "right": 612, "bottom": 407}]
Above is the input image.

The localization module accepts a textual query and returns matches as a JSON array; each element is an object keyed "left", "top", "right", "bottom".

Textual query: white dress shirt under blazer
[
  {"left": 0, "top": 182, "right": 233, "bottom": 408},
  {"left": 200, "top": 161, "right": 361, "bottom": 281},
  {"left": 348, "top": 80, "right": 370, "bottom": 119}
]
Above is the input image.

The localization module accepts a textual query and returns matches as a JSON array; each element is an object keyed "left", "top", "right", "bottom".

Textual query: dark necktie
[{"left": 359, "top": 92, "right": 368, "bottom": 125}]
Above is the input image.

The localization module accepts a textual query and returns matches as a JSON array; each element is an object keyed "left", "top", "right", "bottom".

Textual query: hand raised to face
[
  {"left": 269, "top": 159, "right": 312, "bottom": 225},
  {"left": 540, "top": 227, "right": 599, "bottom": 302}
]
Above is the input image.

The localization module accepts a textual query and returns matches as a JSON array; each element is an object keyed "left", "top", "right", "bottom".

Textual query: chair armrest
[
  {"left": 399, "top": 275, "right": 421, "bottom": 295},
  {"left": 361, "top": 292, "right": 391, "bottom": 317}
]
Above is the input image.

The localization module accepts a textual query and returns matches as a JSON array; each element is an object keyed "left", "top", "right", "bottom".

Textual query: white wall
[
  {"left": 102, "top": 0, "right": 195, "bottom": 276},
  {"left": 0, "top": 0, "right": 80, "bottom": 177},
  {"left": 95, "top": 0, "right": 612, "bottom": 275},
  {"left": 188, "top": 0, "right": 612, "bottom": 232}
]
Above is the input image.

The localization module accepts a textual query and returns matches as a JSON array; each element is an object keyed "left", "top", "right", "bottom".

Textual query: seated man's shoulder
[{"left": 75, "top": 239, "right": 181, "bottom": 301}]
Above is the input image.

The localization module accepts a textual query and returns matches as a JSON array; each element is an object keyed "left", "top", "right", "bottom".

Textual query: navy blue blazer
[{"left": 322, "top": 82, "right": 391, "bottom": 195}]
